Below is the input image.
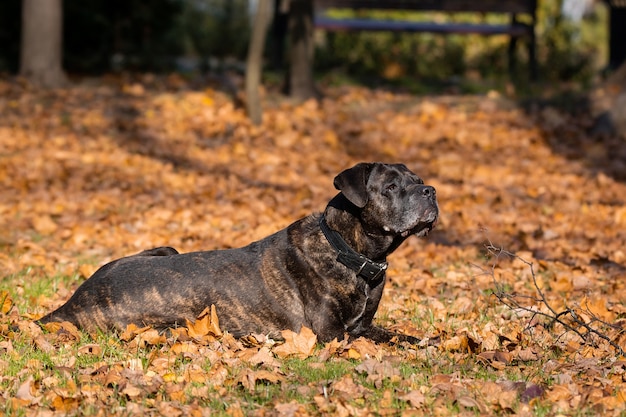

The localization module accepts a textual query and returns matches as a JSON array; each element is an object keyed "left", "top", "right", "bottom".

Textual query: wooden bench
[{"left": 313, "top": 0, "right": 537, "bottom": 78}]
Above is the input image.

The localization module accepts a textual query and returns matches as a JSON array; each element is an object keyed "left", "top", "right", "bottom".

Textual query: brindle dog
[{"left": 40, "top": 162, "right": 438, "bottom": 343}]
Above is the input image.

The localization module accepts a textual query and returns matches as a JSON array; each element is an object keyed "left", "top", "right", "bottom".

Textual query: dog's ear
[{"left": 333, "top": 163, "right": 374, "bottom": 208}]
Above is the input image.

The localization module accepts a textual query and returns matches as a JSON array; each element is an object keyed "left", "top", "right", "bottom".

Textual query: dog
[{"left": 39, "top": 162, "right": 438, "bottom": 344}]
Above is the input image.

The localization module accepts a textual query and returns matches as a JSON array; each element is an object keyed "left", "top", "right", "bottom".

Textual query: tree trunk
[
  {"left": 591, "top": 61, "right": 626, "bottom": 138},
  {"left": 608, "top": 5, "right": 626, "bottom": 70},
  {"left": 20, "top": 0, "right": 67, "bottom": 88},
  {"left": 287, "top": 0, "right": 316, "bottom": 101},
  {"left": 246, "top": 0, "right": 272, "bottom": 125}
]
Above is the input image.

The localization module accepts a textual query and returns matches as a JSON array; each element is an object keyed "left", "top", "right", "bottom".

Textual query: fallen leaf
[
  {"left": 457, "top": 396, "right": 480, "bottom": 409},
  {"left": 32, "top": 215, "right": 58, "bottom": 234},
  {"left": 581, "top": 296, "right": 615, "bottom": 322},
  {"left": 243, "top": 346, "right": 281, "bottom": 368},
  {"left": 77, "top": 343, "right": 102, "bottom": 356},
  {"left": 332, "top": 374, "right": 370, "bottom": 399},
  {"left": 545, "top": 384, "right": 574, "bottom": 402},
  {"left": 122, "top": 384, "right": 143, "bottom": 398},
  {"left": 170, "top": 341, "right": 199, "bottom": 355},
  {"left": 401, "top": 390, "right": 426, "bottom": 408},
  {"left": 274, "top": 401, "right": 307, "bottom": 416},
  {"left": 346, "top": 337, "right": 380, "bottom": 359},
  {"left": 516, "top": 347, "right": 541, "bottom": 361},
  {"left": 186, "top": 305, "right": 222, "bottom": 339},
  {"left": 0, "top": 290, "right": 13, "bottom": 314},
  {"left": 272, "top": 326, "right": 317, "bottom": 359},
  {"left": 50, "top": 394, "right": 79, "bottom": 412},
  {"left": 3, "top": 78, "right": 626, "bottom": 417},
  {"left": 120, "top": 323, "right": 151, "bottom": 342},
  {"left": 442, "top": 335, "right": 469, "bottom": 352},
  {"left": 238, "top": 369, "right": 284, "bottom": 392},
  {"left": 355, "top": 358, "right": 401, "bottom": 388},
  {"left": 16, "top": 376, "right": 38, "bottom": 403}
]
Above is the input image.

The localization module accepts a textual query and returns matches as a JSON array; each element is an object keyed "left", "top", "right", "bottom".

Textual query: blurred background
[{"left": 0, "top": 0, "right": 619, "bottom": 93}]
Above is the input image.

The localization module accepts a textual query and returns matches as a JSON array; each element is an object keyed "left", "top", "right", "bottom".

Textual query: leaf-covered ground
[{"left": 1, "top": 75, "right": 625, "bottom": 416}]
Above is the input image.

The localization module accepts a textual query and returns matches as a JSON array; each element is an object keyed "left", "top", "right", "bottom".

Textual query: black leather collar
[{"left": 319, "top": 215, "right": 388, "bottom": 284}]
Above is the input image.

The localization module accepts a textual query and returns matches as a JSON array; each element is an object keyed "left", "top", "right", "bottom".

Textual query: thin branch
[{"left": 474, "top": 243, "right": 625, "bottom": 357}]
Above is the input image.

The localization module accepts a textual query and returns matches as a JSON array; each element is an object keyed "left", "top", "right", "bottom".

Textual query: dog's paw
[{"left": 352, "top": 325, "right": 422, "bottom": 346}]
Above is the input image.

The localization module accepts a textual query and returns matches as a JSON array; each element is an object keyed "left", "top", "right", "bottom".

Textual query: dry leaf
[
  {"left": 457, "top": 396, "right": 480, "bottom": 409},
  {"left": 170, "top": 341, "right": 199, "bottom": 355},
  {"left": 51, "top": 394, "right": 79, "bottom": 412},
  {"left": 346, "top": 337, "right": 380, "bottom": 359},
  {"left": 442, "top": 335, "right": 469, "bottom": 352},
  {"left": 516, "top": 347, "right": 541, "bottom": 361},
  {"left": 0, "top": 290, "right": 13, "bottom": 314},
  {"left": 274, "top": 401, "right": 307, "bottom": 416},
  {"left": 545, "top": 384, "right": 574, "bottom": 402},
  {"left": 238, "top": 369, "right": 284, "bottom": 392},
  {"left": 3, "top": 78, "right": 626, "bottom": 416},
  {"left": 120, "top": 323, "right": 151, "bottom": 342},
  {"left": 32, "top": 215, "right": 58, "bottom": 234},
  {"left": 272, "top": 326, "right": 317, "bottom": 359},
  {"left": 355, "top": 358, "right": 401, "bottom": 388},
  {"left": 401, "top": 390, "right": 426, "bottom": 408},
  {"left": 581, "top": 296, "right": 615, "bottom": 322},
  {"left": 130, "top": 328, "right": 167, "bottom": 348},
  {"left": 186, "top": 305, "right": 222, "bottom": 339},
  {"left": 332, "top": 374, "right": 370, "bottom": 399},
  {"left": 243, "top": 346, "right": 281, "bottom": 368},
  {"left": 16, "top": 376, "right": 38, "bottom": 403},
  {"left": 122, "top": 384, "right": 143, "bottom": 398},
  {"left": 77, "top": 343, "right": 102, "bottom": 356}
]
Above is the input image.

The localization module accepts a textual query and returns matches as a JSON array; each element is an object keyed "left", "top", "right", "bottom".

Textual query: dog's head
[{"left": 334, "top": 162, "right": 438, "bottom": 238}]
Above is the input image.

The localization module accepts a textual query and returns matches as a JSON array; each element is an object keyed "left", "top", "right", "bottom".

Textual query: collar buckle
[{"left": 321, "top": 216, "right": 388, "bottom": 284}]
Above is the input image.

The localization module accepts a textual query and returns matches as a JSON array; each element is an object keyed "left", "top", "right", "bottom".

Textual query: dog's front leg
[{"left": 350, "top": 325, "right": 421, "bottom": 345}]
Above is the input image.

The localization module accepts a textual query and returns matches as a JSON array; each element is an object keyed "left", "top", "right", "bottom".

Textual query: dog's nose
[{"left": 421, "top": 185, "right": 436, "bottom": 198}]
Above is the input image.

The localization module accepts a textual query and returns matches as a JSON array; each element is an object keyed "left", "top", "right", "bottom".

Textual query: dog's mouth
[{"left": 401, "top": 213, "right": 439, "bottom": 238}]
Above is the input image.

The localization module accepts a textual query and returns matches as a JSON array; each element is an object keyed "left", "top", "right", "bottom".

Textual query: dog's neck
[{"left": 324, "top": 194, "right": 406, "bottom": 262}]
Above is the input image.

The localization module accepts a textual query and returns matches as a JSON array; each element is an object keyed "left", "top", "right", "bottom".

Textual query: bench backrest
[{"left": 314, "top": 0, "right": 537, "bottom": 15}]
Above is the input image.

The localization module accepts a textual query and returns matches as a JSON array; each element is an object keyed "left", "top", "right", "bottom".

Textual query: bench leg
[
  {"left": 271, "top": 0, "right": 289, "bottom": 70},
  {"left": 508, "top": 36, "right": 518, "bottom": 77},
  {"left": 528, "top": 28, "right": 537, "bottom": 80},
  {"left": 509, "top": 33, "right": 537, "bottom": 80}
]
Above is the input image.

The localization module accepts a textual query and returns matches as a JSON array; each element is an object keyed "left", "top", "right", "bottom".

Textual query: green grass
[{"left": 1, "top": 260, "right": 623, "bottom": 416}]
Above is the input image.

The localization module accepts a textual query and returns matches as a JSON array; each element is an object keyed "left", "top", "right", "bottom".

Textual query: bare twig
[{"left": 473, "top": 242, "right": 625, "bottom": 357}]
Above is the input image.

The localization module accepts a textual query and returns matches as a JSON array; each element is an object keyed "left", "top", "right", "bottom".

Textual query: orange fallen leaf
[
  {"left": 120, "top": 323, "right": 151, "bottom": 342},
  {"left": 0, "top": 290, "right": 12, "bottom": 314},
  {"left": 170, "top": 341, "right": 199, "bottom": 355},
  {"left": 185, "top": 305, "right": 222, "bottom": 339},
  {"left": 442, "top": 334, "right": 469, "bottom": 352},
  {"left": 131, "top": 328, "right": 167, "bottom": 347},
  {"left": 346, "top": 337, "right": 379, "bottom": 359},
  {"left": 272, "top": 326, "right": 317, "bottom": 359},
  {"left": 580, "top": 296, "right": 615, "bottom": 322},
  {"left": 32, "top": 214, "right": 58, "bottom": 234},
  {"left": 545, "top": 384, "right": 573, "bottom": 402},
  {"left": 51, "top": 394, "right": 79, "bottom": 412}
]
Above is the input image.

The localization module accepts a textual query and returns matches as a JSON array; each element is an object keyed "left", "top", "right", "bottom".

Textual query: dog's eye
[{"left": 386, "top": 184, "right": 397, "bottom": 192}]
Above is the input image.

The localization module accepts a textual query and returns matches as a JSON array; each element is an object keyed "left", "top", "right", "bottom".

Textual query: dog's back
[{"left": 38, "top": 223, "right": 311, "bottom": 336}]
